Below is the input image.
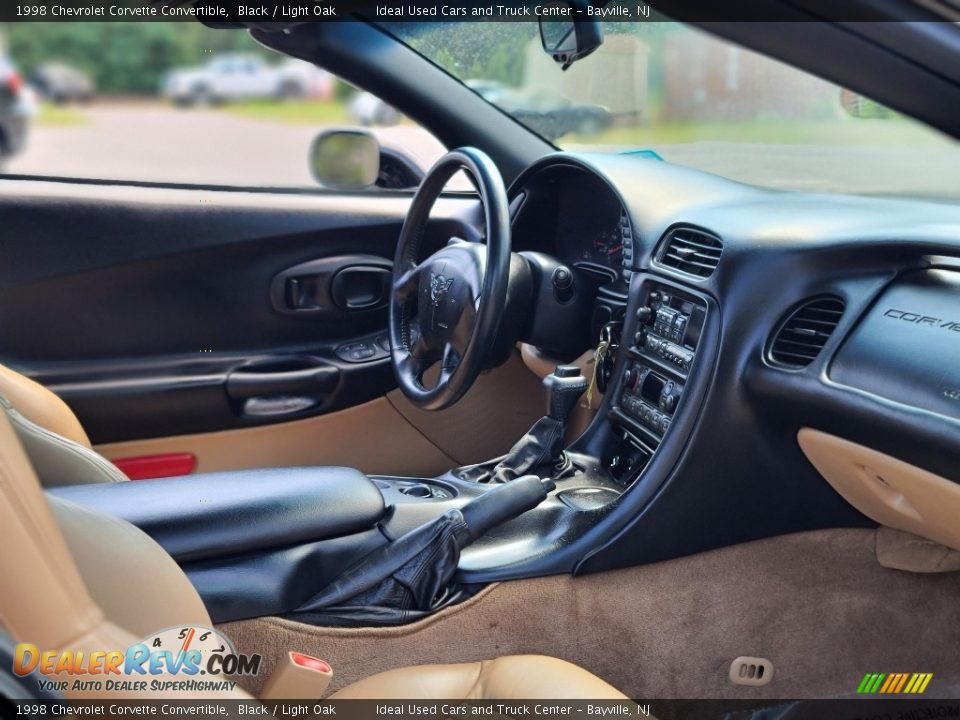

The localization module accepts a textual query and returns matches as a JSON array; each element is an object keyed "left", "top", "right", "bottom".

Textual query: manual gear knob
[{"left": 543, "top": 365, "right": 588, "bottom": 424}]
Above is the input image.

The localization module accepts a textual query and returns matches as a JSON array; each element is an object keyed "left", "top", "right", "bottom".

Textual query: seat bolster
[
  {"left": 2, "top": 400, "right": 127, "bottom": 486},
  {"left": 330, "top": 655, "right": 628, "bottom": 700},
  {"left": 49, "top": 495, "right": 212, "bottom": 638},
  {"left": 0, "top": 364, "right": 90, "bottom": 447}
]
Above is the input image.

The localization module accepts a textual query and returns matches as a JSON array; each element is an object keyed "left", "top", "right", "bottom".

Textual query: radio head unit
[{"left": 613, "top": 282, "right": 708, "bottom": 448}]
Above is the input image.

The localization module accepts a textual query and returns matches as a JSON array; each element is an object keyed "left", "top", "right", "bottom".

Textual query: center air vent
[
  {"left": 658, "top": 227, "right": 723, "bottom": 278},
  {"left": 769, "top": 296, "right": 846, "bottom": 368}
]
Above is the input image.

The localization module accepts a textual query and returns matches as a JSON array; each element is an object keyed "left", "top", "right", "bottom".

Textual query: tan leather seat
[
  {"left": 0, "top": 363, "right": 127, "bottom": 486},
  {"left": 330, "top": 655, "right": 628, "bottom": 699},
  {"left": 0, "top": 401, "right": 625, "bottom": 702},
  {"left": 0, "top": 363, "right": 91, "bottom": 446}
]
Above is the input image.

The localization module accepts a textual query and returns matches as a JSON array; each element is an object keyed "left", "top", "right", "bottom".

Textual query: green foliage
[
  {"left": 4, "top": 22, "right": 275, "bottom": 95},
  {"left": 333, "top": 78, "right": 356, "bottom": 103}
]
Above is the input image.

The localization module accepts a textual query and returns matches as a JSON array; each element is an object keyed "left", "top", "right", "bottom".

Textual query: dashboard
[{"left": 507, "top": 152, "right": 960, "bottom": 571}]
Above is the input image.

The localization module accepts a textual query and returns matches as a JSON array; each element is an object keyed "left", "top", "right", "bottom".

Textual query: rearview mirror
[
  {"left": 309, "top": 129, "right": 381, "bottom": 190},
  {"left": 539, "top": 1, "right": 604, "bottom": 70}
]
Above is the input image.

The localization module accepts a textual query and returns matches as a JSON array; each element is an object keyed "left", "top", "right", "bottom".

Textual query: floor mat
[{"left": 221, "top": 528, "right": 960, "bottom": 699}]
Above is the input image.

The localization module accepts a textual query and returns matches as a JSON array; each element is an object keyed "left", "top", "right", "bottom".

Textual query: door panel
[
  {"left": 93, "top": 352, "right": 545, "bottom": 476},
  {"left": 0, "top": 179, "right": 482, "bottom": 445},
  {"left": 95, "top": 397, "right": 459, "bottom": 477}
]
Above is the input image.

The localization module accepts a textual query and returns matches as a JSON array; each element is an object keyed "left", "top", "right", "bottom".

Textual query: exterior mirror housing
[
  {"left": 309, "top": 128, "right": 425, "bottom": 190},
  {"left": 309, "top": 129, "right": 381, "bottom": 190},
  {"left": 539, "top": 1, "right": 603, "bottom": 70}
]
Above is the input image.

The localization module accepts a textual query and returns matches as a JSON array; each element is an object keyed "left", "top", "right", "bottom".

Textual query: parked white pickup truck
[{"left": 161, "top": 54, "right": 332, "bottom": 106}]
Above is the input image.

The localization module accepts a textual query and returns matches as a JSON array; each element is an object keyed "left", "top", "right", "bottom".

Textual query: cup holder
[
  {"left": 373, "top": 477, "right": 456, "bottom": 500},
  {"left": 399, "top": 484, "right": 433, "bottom": 498}
]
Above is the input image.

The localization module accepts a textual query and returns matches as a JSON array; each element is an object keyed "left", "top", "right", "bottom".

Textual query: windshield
[{"left": 388, "top": 21, "right": 960, "bottom": 201}]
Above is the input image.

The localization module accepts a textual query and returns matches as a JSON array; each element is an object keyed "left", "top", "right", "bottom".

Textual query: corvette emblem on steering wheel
[{"left": 429, "top": 273, "right": 454, "bottom": 308}]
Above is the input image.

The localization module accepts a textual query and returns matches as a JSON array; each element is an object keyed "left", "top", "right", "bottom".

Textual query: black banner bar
[
  {"left": 6, "top": 699, "right": 960, "bottom": 720},
  {"left": 0, "top": 0, "right": 954, "bottom": 22}
]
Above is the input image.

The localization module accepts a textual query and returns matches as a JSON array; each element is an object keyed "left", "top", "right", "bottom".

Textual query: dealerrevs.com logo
[{"left": 13, "top": 626, "right": 261, "bottom": 694}]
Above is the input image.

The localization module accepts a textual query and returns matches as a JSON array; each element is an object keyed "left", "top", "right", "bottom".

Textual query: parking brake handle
[{"left": 458, "top": 474, "right": 555, "bottom": 543}]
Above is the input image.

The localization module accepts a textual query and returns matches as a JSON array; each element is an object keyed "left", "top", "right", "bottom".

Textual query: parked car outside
[
  {"left": 161, "top": 54, "right": 333, "bottom": 106},
  {"left": 0, "top": 55, "right": 33, "bottom": 170},
  {"left": 29, "top": 62, "right": 95, "bottom": 104},
  {"left": 347, "top": 90, "right": 402, "bottom": 126},
  {"left": 465, "top": 78, "right": 612, "bottom": 139}
]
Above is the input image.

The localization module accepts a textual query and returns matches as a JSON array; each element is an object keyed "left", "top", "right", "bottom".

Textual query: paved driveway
[
  {"left": 9, "top": 103, "right": 959, "bottom": 201},
  {"left": 7, "top": 103, "right": 446, "bottom": 188}
]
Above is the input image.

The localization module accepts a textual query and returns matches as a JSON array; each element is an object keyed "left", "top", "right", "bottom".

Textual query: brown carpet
[{"left": 220, "top": 528, "right": 960, "bottom": 699}]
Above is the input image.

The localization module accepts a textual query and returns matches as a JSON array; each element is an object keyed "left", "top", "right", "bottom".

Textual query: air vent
[
  {"left": 769, "top": 296, "right": 846, "bottom": 368},
  {"left": 658, "top": 227, "right": 723, "bottom": 278}
]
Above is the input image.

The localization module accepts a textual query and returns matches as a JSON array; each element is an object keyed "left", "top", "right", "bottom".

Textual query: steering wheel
[{"left": 388, "top": 147, "right": 511, "bottom": 411}]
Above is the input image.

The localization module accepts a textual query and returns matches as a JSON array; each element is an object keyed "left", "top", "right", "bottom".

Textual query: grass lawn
[
  {"left": 222, "top": 99, "right": 350, "bottom": 125},
  {"left": 35, "top": 103, "right": 88, "bottom": 127}
]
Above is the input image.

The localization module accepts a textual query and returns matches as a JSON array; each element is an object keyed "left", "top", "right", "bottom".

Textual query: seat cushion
[{"left": 330, "top": 655, "right": 627, "bottom": 700}]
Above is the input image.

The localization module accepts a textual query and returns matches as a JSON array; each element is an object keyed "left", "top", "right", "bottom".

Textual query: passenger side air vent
[
  {"left": 658, "top": 227, "right": 723, "bottom": 278},
  {"left": 769, "top": 296, "right": 846, "bottom": 368}
]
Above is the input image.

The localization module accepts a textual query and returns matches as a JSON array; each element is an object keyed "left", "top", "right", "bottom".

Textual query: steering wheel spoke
[
  {"left": 441, "top": 342, "right": 462, "bottom": 371},
  {"left": 397, "top": 350, "right": 433, "bottom": 383},
  {"left": 393, "top": 263, "right": 423, "bottom": 301}
]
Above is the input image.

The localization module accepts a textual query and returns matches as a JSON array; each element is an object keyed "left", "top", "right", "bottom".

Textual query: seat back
[
  {"left": 0, "top": 408, "right": 248, "bottom": 699},
  {"left": 0, "top": 363, "right": 90, "bottom": 446},
  {"left": 0, "top": 364, "right": 126, "bottom": 486}
]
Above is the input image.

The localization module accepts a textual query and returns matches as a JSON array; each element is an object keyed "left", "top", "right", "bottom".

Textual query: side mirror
[
  {"left": 309, "top": 128, "right": 425, "bottom": 191},
  {"left": 539, "top": 1, "right": 603, "bottom": 70},
  {"left": 309, "top": 129, "right": 381, "bottom": 190}
]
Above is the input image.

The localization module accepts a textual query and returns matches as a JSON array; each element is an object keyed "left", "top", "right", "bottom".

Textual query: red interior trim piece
[
  {"left": 289, "top": 652, "right": 332, "bottom": 674},
  {"left": 113, "top": 453, "right": 197, "bottom": 480}
]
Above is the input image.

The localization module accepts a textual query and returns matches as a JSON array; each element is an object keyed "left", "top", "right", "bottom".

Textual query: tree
[{"left": 5, "top": 21, "right": 275, "bottom": 95}]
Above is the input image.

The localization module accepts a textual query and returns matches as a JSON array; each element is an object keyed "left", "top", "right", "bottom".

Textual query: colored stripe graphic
[
  {"left": 879, "top": 675, "right": 895, "bottom": 693},
  {"left": 857, "top": 672, "right": 933, "bottom": 694}
]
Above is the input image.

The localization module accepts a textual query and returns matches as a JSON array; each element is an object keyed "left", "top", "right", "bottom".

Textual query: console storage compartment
[{"left": 48, "top": 467, "right": 388, "bottom": 622}]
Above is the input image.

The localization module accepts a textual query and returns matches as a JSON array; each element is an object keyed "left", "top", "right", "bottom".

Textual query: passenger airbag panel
[{"left": 832, "top": 269, "right": 960, "bottom": 420}]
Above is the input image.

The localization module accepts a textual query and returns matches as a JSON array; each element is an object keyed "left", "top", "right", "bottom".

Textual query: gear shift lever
[
  {"left": 485, "top": 365, "right": 587, "bottom": 483},
  {"left": 544, "top": 365, "right": 589, "bottom": 424}
]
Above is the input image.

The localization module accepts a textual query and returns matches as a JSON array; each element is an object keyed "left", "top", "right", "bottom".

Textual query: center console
[{"left": 607, "top": 280, "right": 709, "bottom": 483}]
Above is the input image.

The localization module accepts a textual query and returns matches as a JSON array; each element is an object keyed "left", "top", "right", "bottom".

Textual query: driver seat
[
  {"left": 0, "top": 362, "right": 128, "bottom": 486},
  {"left": 0, "top": 380, "right": 626, "bottom": 701}
]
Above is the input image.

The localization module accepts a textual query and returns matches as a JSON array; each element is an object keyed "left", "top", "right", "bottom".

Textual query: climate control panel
[{"left": 620, "top": 364, "right": 683, "bottom": 435}]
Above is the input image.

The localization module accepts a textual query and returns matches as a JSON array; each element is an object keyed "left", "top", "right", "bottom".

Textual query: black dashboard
[{"left": 502, "top": 151, "right": 960, "bottom": 575}]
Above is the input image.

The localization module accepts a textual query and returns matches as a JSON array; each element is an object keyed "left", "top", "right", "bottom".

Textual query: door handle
[
  {"left": 225, "top": 365, "right": 339, "bottom": 401},
  {"left": 330, "top": 266, "right": 392, "bottom": 311},
  {"left": 270, "top": 255, "right": 393, "bottom": 315}
]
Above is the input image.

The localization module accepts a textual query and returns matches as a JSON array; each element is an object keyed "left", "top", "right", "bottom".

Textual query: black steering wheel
[{"left": 388, "top": 147, "right": 511, "bottom": 411}]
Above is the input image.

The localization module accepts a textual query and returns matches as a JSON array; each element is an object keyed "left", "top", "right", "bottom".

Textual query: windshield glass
[{"left": 388, "top": 21, "right": 960, "bottom": 201}]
